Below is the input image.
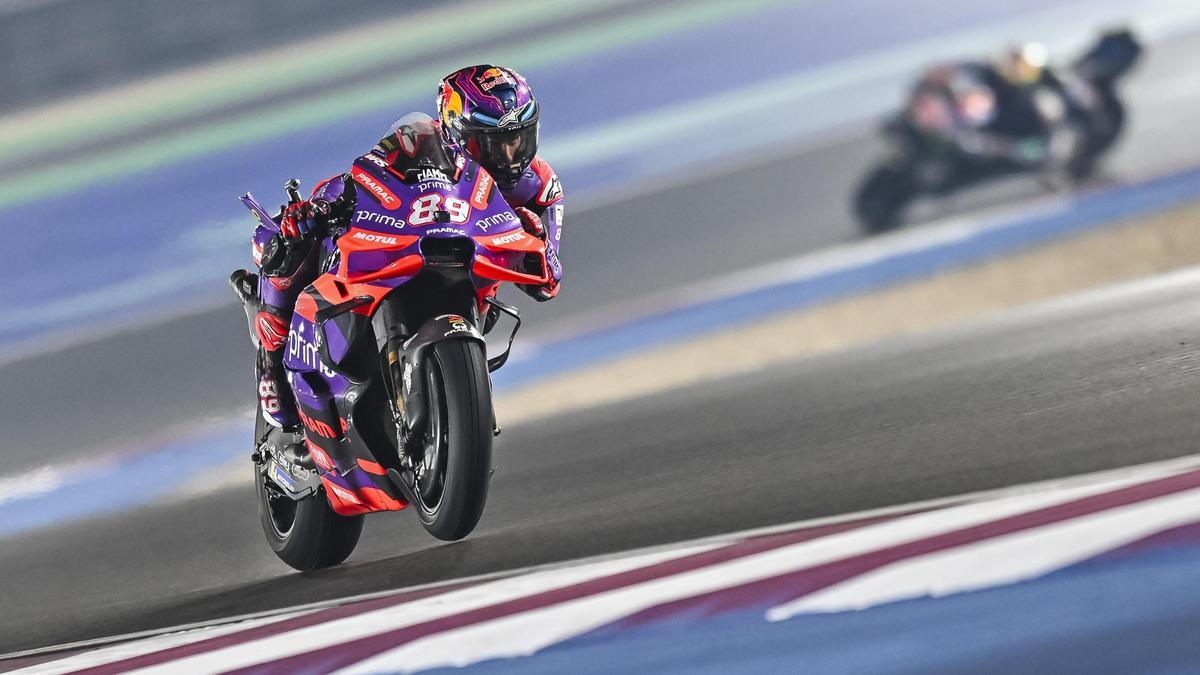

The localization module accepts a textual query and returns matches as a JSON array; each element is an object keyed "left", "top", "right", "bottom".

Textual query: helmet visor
[{"left": 464, "top": 122, "right": 538, "bottom": 184}]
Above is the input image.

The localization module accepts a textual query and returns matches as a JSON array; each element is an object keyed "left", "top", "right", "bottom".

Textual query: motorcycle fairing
[
  {"left": 281, "top": 155, "right": 546, "bottom": 516},
  {"left": 286, "top": 319, "right": 406, "bottom": 517}
]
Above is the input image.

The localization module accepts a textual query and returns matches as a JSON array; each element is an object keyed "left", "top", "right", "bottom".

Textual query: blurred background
[{"left": 3, "top": 0, "right": 1200, "bottom": 664}]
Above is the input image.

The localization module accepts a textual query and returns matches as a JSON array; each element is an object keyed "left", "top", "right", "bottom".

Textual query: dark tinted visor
[{"left": 463, "top": 122, "right": 538, "bottom": 184}]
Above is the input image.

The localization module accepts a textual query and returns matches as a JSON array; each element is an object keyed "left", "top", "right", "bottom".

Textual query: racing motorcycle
[
  {"left": 853, "top": 30, "right": 1141, "bottom": 234},
  {"left": 229, "top": 116, "right": 549, "bottom": 571}
]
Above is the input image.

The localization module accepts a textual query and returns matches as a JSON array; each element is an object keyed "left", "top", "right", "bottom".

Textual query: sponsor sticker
[
  {"left": 309, "top": 444, "right": 334, "bottom": 471},
  {"left": 473, "top": 211, "right": 516, "bottom": 232},
  {"left": 330, "top": 483, "right": 361, "bottom": 505},
  {"left": 444, "top": 316, "right": 472, "bottom": 337},
  {"left": 360, "top": 153, "right": 389, "bottom": 169},
  {"left": 537, "top": 174, "right": 563, "bottom": 205},
  {"left": 271, "top": 463, "right": 299, "bottom": 491},
  {"left": 489, "top": 231, "right": 524, "bottom": 246},
  {"left": 497, "top": 102, "right": 531, "bottom": 128},
  {"left": 416, "top": 168, "right": 451, "bottom": 183},
  {"left": 288, "top": 322, "right": 336, "bottom": 378},
  {"left": 354, "top": 211, "right": 406, "bottom": 229},
  {"left": 350, "top": 166, "right": 402, "bottom": 210},
  {"left": 351, "top": 231, "right": 399, "bottom": 245},
  {"left": 470, "top": 171, "right": 493, "bottom": 209},
  {"left": 477, "top": 67, "right": 513, "bottom": 91},
  {"left": 299, "top": 409, "right": 338, "bottom": 439}
]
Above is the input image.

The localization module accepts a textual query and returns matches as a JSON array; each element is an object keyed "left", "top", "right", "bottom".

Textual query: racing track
[
  {"left": 4, "top": 260, "right": 1200, "bottom": 656},
  {"left": 3, "top": 31, "right": 1200, "bottom": 657}
]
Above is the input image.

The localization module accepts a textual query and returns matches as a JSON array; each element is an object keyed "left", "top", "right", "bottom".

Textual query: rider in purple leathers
[{"left": 250, "top": 65, "right": 563, "bottom": 431}]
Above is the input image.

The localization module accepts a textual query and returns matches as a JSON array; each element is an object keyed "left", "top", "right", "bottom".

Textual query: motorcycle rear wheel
[
  {"left": 410, "top": 339, "right": 493, "bottom": 541},
  {"left": 253, "top": 416, "right": 364, "bottom": 571}
]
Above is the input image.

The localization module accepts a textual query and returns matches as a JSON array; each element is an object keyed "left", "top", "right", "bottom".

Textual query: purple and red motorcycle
[{"left": 231, "top": 116, "right": 549, "bottom": 571}]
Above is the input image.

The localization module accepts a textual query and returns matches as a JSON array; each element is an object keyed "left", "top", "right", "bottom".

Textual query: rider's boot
[
  {"left": 235, "top": 270, "right": 309, "bottom": 466},
  {"left": 257, "top": 347, "right": 315, "bottom": 469},
  {"left": 232, "top": 268, "right": 318, "bottom": 471},
  {"left": 257, "top": 346, "right": 299, "bottom": 429}
]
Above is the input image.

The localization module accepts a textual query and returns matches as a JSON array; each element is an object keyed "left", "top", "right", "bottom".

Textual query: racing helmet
[
  {"left": 998, "top": 42, "right": 1049, "bottom": 85},
  {"left": 436, "top": 65, "right": 540, "bottom": 187}
]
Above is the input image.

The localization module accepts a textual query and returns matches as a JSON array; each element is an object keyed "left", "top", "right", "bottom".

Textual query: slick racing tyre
[
  {"left": 410, "top": 339, "right": 494, "bottom": 541},
  {"left": 254, "top": 417, "right": 363, "bottom": 571}
]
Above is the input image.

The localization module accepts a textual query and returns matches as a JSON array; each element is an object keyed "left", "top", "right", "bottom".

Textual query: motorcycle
[
  {"left": 853, "top": 30, "right": 1141, "bottom": 234},
  {"left": 229, "top": 115, "right": 549, "bottom": 571}
]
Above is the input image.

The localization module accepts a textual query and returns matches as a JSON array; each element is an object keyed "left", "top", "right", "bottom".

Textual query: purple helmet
[{"left": 437, "top": 65, "right": 540, "bottom": 186}]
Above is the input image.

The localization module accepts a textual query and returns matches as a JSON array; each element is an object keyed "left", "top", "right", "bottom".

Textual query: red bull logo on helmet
[{"left": 477, "top": 67, "right": 513, "bottom": 92}]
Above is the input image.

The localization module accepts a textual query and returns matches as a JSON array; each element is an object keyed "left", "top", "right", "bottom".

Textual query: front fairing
[{"left": 333, "top": 156, "right": 548, "bottom": 306}]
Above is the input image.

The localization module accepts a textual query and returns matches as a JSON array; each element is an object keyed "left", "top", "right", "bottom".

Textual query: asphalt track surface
[
  {"left": 3, "top": 32, "right": 1200, "bottom": 656},
  {"left": 5, "top": 256, "right": 1200, "bottom": 656}
]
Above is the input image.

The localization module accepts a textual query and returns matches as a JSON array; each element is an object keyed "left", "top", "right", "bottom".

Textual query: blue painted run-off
[
  {"left": 443, "top": 533, "right": 1200, "bottom": 674},
  {"left": 493, "top": 165, "right": 1200, "bottom": 390},
  {"left": 0, "top": 426, "right": 246, "bottom": 540}
]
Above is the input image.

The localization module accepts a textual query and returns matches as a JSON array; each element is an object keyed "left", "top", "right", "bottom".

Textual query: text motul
[{"left": 352, "top": 231, "right": 399, "bottom": 244}]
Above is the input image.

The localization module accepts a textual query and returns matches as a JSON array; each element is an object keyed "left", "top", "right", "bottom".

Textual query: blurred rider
[
  {"left": 244, "top": 65, "right": 563, "bottom": 432},
  {"left": 914, "top": 43, "right": 1077, "bottom": 152}
]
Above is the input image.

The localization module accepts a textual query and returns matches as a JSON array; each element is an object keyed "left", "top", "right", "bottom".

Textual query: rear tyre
[
  {"left": 412, "top": 339, "right": 493, "bottom": 541},
  {"left": 1068, "top": 94, "right": 1125, "bottom": 180},
  {"left": 854, "top": 160, "right": 916, "bottom": 235},
  {"left": 253, "top": 416, "right": 364, "bottom": 571}
]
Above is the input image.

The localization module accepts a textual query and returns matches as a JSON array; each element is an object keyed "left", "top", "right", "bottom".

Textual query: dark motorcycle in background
[{"left": 853, "top": 30, "right": 1142, "bottom": 234}]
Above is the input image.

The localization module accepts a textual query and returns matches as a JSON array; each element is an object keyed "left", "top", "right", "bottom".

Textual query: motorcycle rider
[
  {"left": 239, "top": 65, "right": 563, "bottom": 433},
  {"left": 913, "top": 43, "right": 1079, "bottom": 158}
]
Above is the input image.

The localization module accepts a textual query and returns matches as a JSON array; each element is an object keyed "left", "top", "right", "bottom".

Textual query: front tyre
[
  {"left": 412, "top": 339, "right": 493, "bottom": 541},
  {"left": 253, "top": 418, "right": 364, "bottom": 571},
  {"left": 854, "top": 160, "right": 916, "bottom": 235}
]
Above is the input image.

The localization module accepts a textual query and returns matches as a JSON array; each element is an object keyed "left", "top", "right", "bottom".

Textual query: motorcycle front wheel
[
  {"left": 854, "top": 159, "right": 917, "bottom": 235},
  {"left": 410, "top": 339, "right": 493, "bottom": 541}
]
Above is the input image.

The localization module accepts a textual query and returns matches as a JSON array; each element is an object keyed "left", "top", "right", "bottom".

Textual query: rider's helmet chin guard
[{"left": 436, "top": 65, "right": 540, "bottom": 187}]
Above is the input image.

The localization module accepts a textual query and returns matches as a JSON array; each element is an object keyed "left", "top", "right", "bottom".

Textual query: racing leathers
[
  {"left": 916, "top": 61, "right": 1082, "bottom": 159},
  {"left": 251, "top": 145, "right": 564, "bottom": 429}
]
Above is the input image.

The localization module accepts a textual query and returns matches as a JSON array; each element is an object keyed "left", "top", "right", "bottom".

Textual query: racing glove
[
  {"left": 264, "top": 199, "right": 324, "bottom": 278},
  {"left": 515, "top": 206, "right": 545, "bottom": 239},
  {"left": 514, "top": 207, "right": 559, "bottom": 302},
  {"left": 279, "top": 200, "right": 325, "bottom": 239}
]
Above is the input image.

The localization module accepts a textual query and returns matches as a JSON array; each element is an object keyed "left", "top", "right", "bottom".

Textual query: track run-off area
[{"left": 9, "top": 453, "right": 1200, "bottom": 673}]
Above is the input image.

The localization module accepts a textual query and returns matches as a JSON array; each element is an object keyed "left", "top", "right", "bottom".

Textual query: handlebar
[{"left": 284, "top": 178, "right": 303, "bottom": 207}]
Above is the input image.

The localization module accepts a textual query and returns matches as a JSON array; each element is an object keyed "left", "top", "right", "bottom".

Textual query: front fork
[{"left": 384, "top": 295, "right": 521, "bottom": 435}]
